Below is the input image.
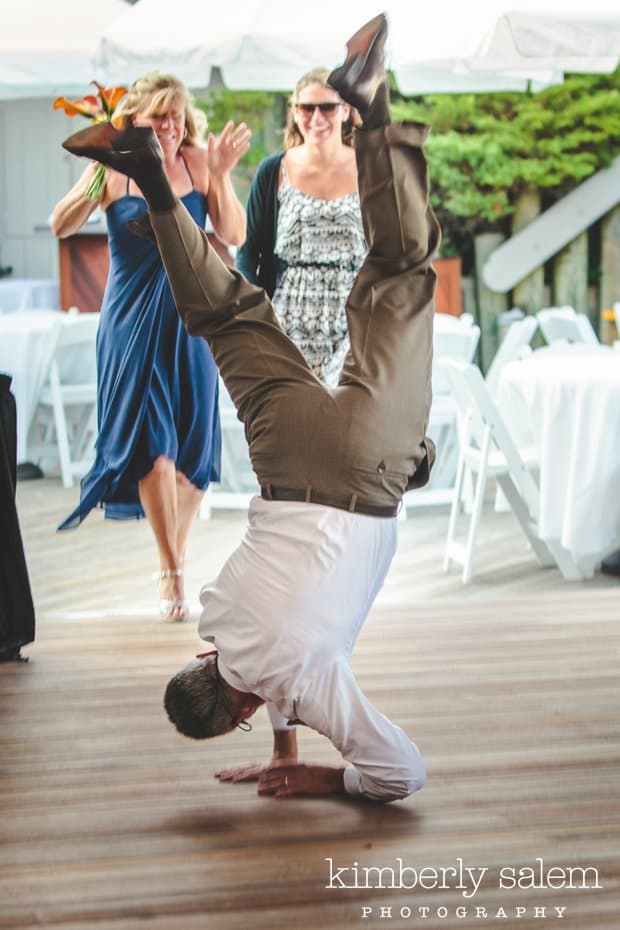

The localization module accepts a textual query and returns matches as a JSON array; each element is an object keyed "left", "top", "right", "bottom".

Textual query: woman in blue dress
[{"left": 51, "top": 73, "right": 251, "bottom": 620}]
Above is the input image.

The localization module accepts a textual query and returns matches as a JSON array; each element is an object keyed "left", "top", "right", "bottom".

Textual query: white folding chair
[
  {"left": 432, "top": 323, "right": 481, "bottom": 395},
  {"left": 439, "top": 359, "right": 581, "bottom": 583},
  {"left": 537, "top": 306, "right": 599, "bottom": 346},
  {"left": 200, "top": 376, "right": 258, "bottom": 518},
  {"left": 430, "top": 321, "right": 480, "bottom": 486},
  {"left": 403, "top": 319, "right": 481, "bottom": 513},
  {"left": 28, "top": 312, "right": 99, "bottom": 488},
  {"left": 484, "top": 315, "right": 538, "bottom": 397}
]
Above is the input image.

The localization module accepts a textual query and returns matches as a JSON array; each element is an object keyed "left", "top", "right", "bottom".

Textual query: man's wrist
[
  {"left": 330, "top": 766, "right": 347, "bottom": 795},
  {"left": 273, "top": 727, "right": 297, "bottom": 761}
]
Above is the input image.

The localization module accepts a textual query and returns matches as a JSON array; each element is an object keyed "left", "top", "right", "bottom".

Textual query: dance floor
[{"left": 1, "top": 480, "right": 618, "bottom": 930}]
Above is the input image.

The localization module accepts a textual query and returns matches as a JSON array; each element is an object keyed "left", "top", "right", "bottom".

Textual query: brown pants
[{"left": 150, "top": 122, "right": 440, "bottom": 513}]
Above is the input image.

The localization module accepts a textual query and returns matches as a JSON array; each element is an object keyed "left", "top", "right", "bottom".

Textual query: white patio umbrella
[
  {"left": 472, "top": 9, "right": 620, "bottom": 74},
  {"left": 0, "top": 61, "right": 42, "bottom": 100},
  {"left": 0, "top": 0, "right": 128, "bottom": 100},
  {"left": 95, "top": 0, "right": 620, "bottom": 94}
]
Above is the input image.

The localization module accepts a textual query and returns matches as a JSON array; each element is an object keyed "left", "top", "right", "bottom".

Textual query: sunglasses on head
[{"left": 296, "top": 102, "right": 343, "bottom": 114}]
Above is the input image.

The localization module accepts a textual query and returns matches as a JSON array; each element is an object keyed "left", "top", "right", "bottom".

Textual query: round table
[
  {"left": 499, "top": 344, "right": 620, "bottom": 578},
  {"left": 0, "top": 278, "right": 60, "bottom": 314}
]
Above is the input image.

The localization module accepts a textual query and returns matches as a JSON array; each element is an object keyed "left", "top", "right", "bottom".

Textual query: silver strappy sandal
[{"left": 153, "top": 568, "right": 189, "bottom": 622}]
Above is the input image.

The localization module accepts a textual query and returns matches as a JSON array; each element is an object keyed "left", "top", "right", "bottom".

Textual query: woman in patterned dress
[{"left": 236, "top": 68, "right": 366, "bottom": 387}]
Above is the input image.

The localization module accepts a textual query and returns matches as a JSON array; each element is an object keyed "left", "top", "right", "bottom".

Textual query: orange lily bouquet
[{"left": 54, "top": 82, "right": 128, "bottom": 201}]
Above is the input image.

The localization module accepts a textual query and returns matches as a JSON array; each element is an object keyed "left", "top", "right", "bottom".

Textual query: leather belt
[{"left": 260, "top": 485, "right": 399, "bottom": 518}]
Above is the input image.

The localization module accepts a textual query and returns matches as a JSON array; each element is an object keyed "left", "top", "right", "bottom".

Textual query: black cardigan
[{"left": 235, "top": 151, "right": 285, "bottom": 298}]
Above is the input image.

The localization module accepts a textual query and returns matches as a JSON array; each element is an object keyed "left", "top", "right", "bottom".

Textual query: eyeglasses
[{"left": 295, "top": 102, "right": 344, "bottom": 115}]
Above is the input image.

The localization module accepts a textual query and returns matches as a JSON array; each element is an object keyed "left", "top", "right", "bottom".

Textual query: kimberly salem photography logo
[{"left": 324, "top": 857, "right": 602, "bottom": 921}]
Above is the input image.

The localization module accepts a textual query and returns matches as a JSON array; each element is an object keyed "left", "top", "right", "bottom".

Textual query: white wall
[{"left": 0, "top": 99, "right": 84, "bottom": 278}]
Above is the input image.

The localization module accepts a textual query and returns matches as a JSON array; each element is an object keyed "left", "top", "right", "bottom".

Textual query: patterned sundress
[{"left": 272, "top": 164, "right": 367, "bottom": 387}]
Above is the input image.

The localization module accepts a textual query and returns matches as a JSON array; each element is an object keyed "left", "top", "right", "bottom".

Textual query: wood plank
[
  {"left": 600, "top": 204, "right": 620, "bottom": 320},
  {"left": 475, "top": 233, "right": 507, "bottom": 371},
  {"left": 552, "top": 230, "right": 589, "bottom": 316},
  {"left": 511, "top": 188, "right": 545, "bottom": 315}
]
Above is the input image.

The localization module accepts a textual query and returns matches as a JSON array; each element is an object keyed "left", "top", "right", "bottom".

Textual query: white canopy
[
  {"left": 95, "top": 0, "right": 620, "bottom": 94},
  {"left": 0, "top": 0, "right": 128, "bottom": 100},
  {"left": 474, "top": 11, "right": 620, "bottom": 74}
]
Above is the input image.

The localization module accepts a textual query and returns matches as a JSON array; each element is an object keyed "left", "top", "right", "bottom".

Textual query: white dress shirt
[{"left": 198, "top": 496, "right": 426, "bottom": 802}]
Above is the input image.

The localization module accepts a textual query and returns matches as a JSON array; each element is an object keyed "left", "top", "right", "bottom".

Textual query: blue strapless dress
[{"left": 59, "top": 190, "right": 221, "bottom": 530}]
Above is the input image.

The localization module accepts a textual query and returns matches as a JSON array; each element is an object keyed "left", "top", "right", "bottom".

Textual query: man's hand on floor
[
  {"left": 215, "top": 726, "right": 299, "bottom": 784},
  {"left": 215, "top": 756, "right": 294, "bottom": 783},
  {"left": 258, "top": 762, "right": 347, "bottom": 798}
]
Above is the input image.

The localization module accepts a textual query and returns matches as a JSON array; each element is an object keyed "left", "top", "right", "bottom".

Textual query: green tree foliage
[
  {"left": 198, "top": 88, "right": 286, "bottom": 167},
  {"left": 197, "top": 71, "right": 619, "bottom": 257},
  {"left": 391, "top": 68, "right": 620, "bottom": 253},
  {"left": 197, "top": 88, "right": 287, "bottom": 201}
]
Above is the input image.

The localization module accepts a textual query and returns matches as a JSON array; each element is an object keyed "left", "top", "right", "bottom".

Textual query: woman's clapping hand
[{"left": 207, "top": 120, "right": 252, "bottom": 177}]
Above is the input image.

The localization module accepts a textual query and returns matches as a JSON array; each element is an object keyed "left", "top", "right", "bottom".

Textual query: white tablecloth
[
  {"left": 0, "top": 310, "right": 98, "bottom": 464},
  {"left": 0, "top": 278, "right": 60, "bottom": 313},
  {"left": 499, "top": 345, "right": 620, "bottom": 577}
]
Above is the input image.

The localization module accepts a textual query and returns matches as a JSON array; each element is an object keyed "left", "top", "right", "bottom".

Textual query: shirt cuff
[
  {"left": 267, "top": 702, "right": 295, "bottom": 731},
  {"left": 343, "top": 764, "right": 363, "bottom": 796}
]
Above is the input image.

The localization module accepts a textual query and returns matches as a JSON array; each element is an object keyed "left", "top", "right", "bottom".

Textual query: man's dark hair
[{"left": 164, "top": 655, "right": 237, "bottom": 739}]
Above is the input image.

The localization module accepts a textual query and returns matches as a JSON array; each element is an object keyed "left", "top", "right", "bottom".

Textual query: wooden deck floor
[{"left": 1, "top": 479, "right": 619, "bottom": 930}]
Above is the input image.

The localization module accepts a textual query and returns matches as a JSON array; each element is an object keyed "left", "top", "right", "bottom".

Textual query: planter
[
  {"left": 59, "top": 234, "right": 109, "bottom": 313},
  {"left": 433, "top": 256, "right": 462, "bottom": 316},
  {"left": 59, "top": 232, "right": 233, "bottom": 314}
]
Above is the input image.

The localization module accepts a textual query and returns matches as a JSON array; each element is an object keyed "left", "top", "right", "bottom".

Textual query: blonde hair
[
  {"left": 115, "top": 72, "right": 207, "bottom": 145},
  {"left": 284, "top": 67, "right": 361, "bottom": 149}
]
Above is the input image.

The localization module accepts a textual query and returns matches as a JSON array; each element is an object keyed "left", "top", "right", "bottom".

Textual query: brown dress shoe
[
  {"left": 63, "top": 123, "right": 176, "bottom": 212},
  {"left": 327, "top": 13, "right": 389, "bottom": 128},
  {"left": 62, "top": 124, "right": 161, "bottom": 174}
]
